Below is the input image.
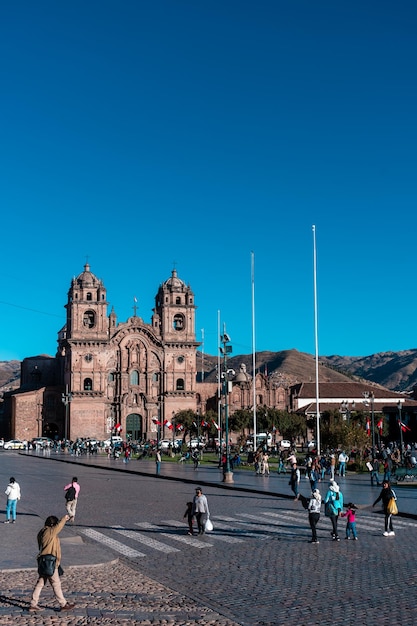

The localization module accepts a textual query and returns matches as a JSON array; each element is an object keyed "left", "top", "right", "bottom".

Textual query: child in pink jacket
[{"left": 341, "top": 502, "right": 358, "bottom": 540}]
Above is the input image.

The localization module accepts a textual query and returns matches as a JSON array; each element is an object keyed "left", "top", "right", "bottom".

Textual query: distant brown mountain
[
  {"left": 322, "top": 350, "right": 417, "bottom": 392},
  {"left": 199, "top": 348, "right": 417, "bottom": 392},
  {"left": 199, "top": 349, "right": 366, "bottom": 387},
  {"left": 0, "top": 360, "right": 21, "bottom": 393},
  {"left": 2, "top": 349, "right": 417, "bottom": 395}
]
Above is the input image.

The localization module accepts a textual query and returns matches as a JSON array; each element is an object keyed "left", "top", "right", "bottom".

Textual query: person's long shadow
[
  {"left": 0, "top": 594, "right": 30, "bottom": 609},
  {"left": 0, "top": 595, "right": 62, "bottom": 613}
]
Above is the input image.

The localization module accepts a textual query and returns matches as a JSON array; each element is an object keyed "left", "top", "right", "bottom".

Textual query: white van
[
  {"left": 246, "top": 432, "right": 273, "bottom": 449},
  {"left": 103, "top": 435, "right": 123, "bottom": 447}
]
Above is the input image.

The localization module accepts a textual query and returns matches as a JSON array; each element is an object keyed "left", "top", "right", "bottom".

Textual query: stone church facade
[{"left": 6, "top": 264, "right": 202, "bottom": 442}]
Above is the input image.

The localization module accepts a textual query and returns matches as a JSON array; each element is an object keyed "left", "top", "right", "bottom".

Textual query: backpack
[
  {"left": 38, "top": 554, "right": 56, "bottom": 577},
  {"left": 65, "top": 485, "right": 76, "bottom": 501}
]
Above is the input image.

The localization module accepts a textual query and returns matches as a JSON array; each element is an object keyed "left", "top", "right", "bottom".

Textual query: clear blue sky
[{"left": 1, "top": 1, "right": 417, "bottom": 363}]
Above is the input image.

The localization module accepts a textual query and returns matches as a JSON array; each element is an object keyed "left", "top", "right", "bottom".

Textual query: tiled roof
[{"left": 292, "top": 382, "right": 407, "bottom": 400}]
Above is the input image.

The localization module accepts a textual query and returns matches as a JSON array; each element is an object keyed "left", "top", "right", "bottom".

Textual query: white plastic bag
[{"left": 205, "top": 518, "right": 213, "bottom": 532}]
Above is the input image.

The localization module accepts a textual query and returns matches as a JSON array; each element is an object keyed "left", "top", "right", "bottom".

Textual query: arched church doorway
[{"left": 126, "top": 414, "right": 142, "bottom": 441}]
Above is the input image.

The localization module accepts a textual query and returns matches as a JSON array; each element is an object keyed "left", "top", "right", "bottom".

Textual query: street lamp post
[
  {"left": 397, "top": 400, "right": 404, "bottom": 464},
  {"left": 363, "top": 392, "right": 375, "bottom": 453},
  {"left": 171, "top": 411, "right": 176, "bottom": 452},
  {"left": 220, "top": 328, "right": 234, "bottom": 484},
  {"left": 61, "top": 385, "right": 73, "bottom": 446},
  {"left": 340, "top": 400, "right": 355, "bottom": 425}
]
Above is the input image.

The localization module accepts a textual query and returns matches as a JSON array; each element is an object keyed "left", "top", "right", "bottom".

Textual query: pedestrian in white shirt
[{"left": 5, "top": 477, "right": 21, "bottom": 523}]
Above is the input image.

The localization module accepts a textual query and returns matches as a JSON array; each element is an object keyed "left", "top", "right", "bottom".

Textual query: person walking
[
  {"left": 383, "top": 457, "right": 392, "bottom": 483},
  {"left": 329, "top": 455, "right": 336, "bottom": 481},
  {"left": 261, "top": 452, "right": 270, "bottom": 476},
  {"left": 370, "top": 458, "right": 381, "bottom": 486},
  {"left": 338, "top": 451, "right": 349, "bottom": 477},
  {"left": 155, "top": 449, "right": 161, "bottom": 474},
  {"left": 373, "top": 480, "right": 397, "bottom": 537},
  {"left": 183, "top": 501, "right": 194, "bottom": 535},
  {"left": 309, "top": 462, "right": 320, "bottom": 491},
  {"left": 4, "top": 476, "right": 21, "bottom": 524},
  {"left": 307, "top": 488, "right": 322, "bottom": 544},
  {"left": 29, "top": 514, "right": 75, "bottom": 612},
  {"left": 63, "top": 477, "right": 80, "bottom": 523},
  {"left": 192, "top": 487, "right": 210, "bottom": 535},
  {"left": 341, "top": 503, "right": 358, "bottom": 540},
  {"left": 324, "top": 479, "right": 344, "bottom": 541},
  {"left": 289, "top": 463, "right": 300, "bottom": 500}
]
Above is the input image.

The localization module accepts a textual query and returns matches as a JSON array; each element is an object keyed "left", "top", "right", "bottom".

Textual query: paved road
[{"left": 0, "top": 450, "right": 416, "bottom": 625}]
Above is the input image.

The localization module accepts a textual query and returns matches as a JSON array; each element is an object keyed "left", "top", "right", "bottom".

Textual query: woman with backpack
[
  {"left": 29, "top": 514, "right": 75, "bottom": 612},
  {"left": 324, "top": 479, "right": 344, "bottom": 541},
  {"left": 63, "top": 477, "right": 80, "bottom": 523}
]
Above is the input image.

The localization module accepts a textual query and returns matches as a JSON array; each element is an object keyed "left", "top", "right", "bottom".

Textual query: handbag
[
  {"left": 205, "top": 518, "right": 214, "bottom": 532},
  {"left": 387, "top": 497, "right": 398, "bottom": 515},
  {"left": 37, "top": 554, "right": 57, "bottom": 577},
  {"left": 324, "top": 502, "right": 333, "bottom": 517}
]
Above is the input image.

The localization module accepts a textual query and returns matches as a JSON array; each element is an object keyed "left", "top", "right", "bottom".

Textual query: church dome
[
  {"left": 163, "top": 269, "right": 186, "bottom": 291},
  {"left": 73, "top": 263, "right": 102, "bottom": 288}
]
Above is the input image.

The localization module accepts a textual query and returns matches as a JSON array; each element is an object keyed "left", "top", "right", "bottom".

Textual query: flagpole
[
  {"left": 312, "top": 225, "right": 321, "bottom": 456},
  {"left": 201, "top": 328, "right": 205, "bottom": 382},
  {"left": 217, "top": 310, "right": 222, "bottom": 456},
  {"left": 251, "top": 251, "right": 257, "bottom": 447}
]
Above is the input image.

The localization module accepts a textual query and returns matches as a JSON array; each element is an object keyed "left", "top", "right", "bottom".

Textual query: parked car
[
  {"left": 188, "top": 438, "right": 206, "bottom": 449},
  {"left": 279, "top": 440, "right": 291, "bottom": 449},
  {"left": 102, "top": 436, "right": 123, "bottom": 447},
  {"left": 159, "top": 439, "right": 175, "bottom": 450},
  {"left": 31, "top": 437, "right": 54, "bottom": 448},
  {"left": 4, "top": 439, "right": 26, "bottom": 450}
]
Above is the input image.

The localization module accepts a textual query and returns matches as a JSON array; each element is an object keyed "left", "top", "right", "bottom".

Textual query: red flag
[
  {"left": 212, "top": 420, "right": 221, "bottom": 431},
  {"left": 152, "top": 418, "right": 161, "bottom": 426},
  {"left": 365, "top": 419, "right": 370, "bottom": 434},
  {"left": 399, "top": 420, "right": 411, "bottom": 432},
  {"left": 377, "top": 418, "right": 383, "bottom": 435},
  {"left": 164, "top": 420, "right": 173, "bottom": 430},
  {"left": 176, "top": 424, "right": 184, "bottom": 431}
]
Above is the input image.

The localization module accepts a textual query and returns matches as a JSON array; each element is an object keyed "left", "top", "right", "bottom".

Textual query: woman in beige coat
[{"left": 29, "top": 515, "right": 75, "bottom": 612}]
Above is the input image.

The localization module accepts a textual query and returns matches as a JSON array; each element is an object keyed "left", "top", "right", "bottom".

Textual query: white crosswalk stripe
[
  {"left": 79, "top": 528, "right": 146, "bottom": 558},
  {"left": 162, "top": 519, "right": 245, "bottom": 544},
  {"left": 78, "top": 509, "right": 417, "bottom": 558},
  {"left": 112, "top": 525, "right": 180, "bottom": 553},
  {"left": 136, "top": 522, "right": 212, "bottom": 548}
]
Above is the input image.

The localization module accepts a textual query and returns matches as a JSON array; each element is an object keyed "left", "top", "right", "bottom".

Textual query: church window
[
  {"left": 87, "top": 292, "right": 92, "bottom": 301},
  {"left": 130, "top": 370, "right": 139, "bottom": 386},
  {"left": 45, "top": 395, "right": 54, "bottom": 409},
  {"left": 108, "top": 372, "right": 115, "bottom": 382},
  {"left": 152, "top": 372, "right": 160, "bottom": 382},
  {"left": 84, "top": 378, "right": 93, "bottom": 391},
  {"left": 176, "top": 297, "right": 181, "bottom": 304},
  {"left": 31, "top": 367, "right": 42, "bottom": 383},
  {"left": 176, "top": 378, "right": 185, "bottom": 391},
  {"left": 173, "top": 314, "right": 184, "bottom": 331},
  {"left": 83, "top": 310, "right": 95, "bottom": 328}
]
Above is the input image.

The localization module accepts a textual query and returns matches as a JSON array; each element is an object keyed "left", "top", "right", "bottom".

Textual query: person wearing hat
[
  {"left": 307, "top": 489, "right": 322, "bottom": 544},
  {"left": 324, "top": 479, "right": 344, "bottom": 541}
]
